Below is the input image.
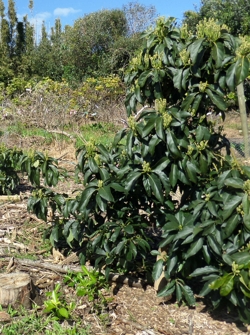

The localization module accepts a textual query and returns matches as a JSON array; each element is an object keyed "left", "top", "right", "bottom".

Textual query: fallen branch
[
  {"left": 8, "top": 257, "right": 148, "bottom": 288},
  {"left": 0, "top": 195, "right": 22, "bottom": 203}
]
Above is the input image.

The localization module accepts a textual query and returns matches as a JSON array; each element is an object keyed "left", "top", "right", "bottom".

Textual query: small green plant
[
  {"left": 0, "top": 146, "right": 22, "bottom": 195},
  {"left": 43, "top": 283, "right": 75, "bottom": 320},
  {"left": 64, "top": 266, "right": 111, "bottom": 313}
]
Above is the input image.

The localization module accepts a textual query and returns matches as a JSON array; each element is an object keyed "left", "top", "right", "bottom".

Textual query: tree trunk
[
  {"left": 237, "top": 82, "right": 250, "bottom": 158},
  {"left": 154, "top": 246, "right": 168, "bottom": 294},
  {"left": 0, "top": 272, "right": 35, "bottom": 309}
]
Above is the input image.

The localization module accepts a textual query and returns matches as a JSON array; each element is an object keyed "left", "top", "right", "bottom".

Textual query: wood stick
[
  {"left": 10, "top": 258, "right": 148, "bottom": 288},
  {"left": 0, "top": 195, "right": 22, "bottom": 203}
]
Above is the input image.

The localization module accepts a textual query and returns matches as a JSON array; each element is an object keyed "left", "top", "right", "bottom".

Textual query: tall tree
[
  {"left": 7, "top": 0, "right": 17, "bottom": 57},
  {"left": 122, "top": 1, "right": 157, "bottom": 36},
  {"left": 65, "top": 9, "right": 128, "bottom": 79}
]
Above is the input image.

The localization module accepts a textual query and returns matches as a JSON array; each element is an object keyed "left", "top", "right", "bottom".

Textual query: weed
[
  {"left": 43, "top": 283, "right": 75, "bottom": 320},
  {"left": 1, "top": 311, "right": 90, "bottom": 335},
  {"left": 64, "top": 265, "right": 111, "bottom": 313}
]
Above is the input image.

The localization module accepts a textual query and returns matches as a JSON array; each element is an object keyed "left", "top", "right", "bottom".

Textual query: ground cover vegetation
[{"left": 2, "top": 0, "right": 250, "bottom": 332}]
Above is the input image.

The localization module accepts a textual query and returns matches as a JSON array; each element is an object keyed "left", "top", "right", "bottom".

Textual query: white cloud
[
  {"left": 28, "top": 12, "right": 52, "bottom": 42},
  {"left": 29, "top": 12, "right": 52, "bottom": 30},
  {"left": 53, "top": 7, "right": 81, "bottom": 17}
]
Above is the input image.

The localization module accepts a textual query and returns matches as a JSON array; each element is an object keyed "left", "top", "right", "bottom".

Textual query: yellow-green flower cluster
[
  {"left": 187, "top": 145, "right": 194, "bottom": 156},
  {"left": 129, "top": 52, "right": 143, "bottom": 71},
  {"left": 236, "top": 204, "right": 244, "bottom": 216},
  {"left": 197, "top": 140, "right": 208, "bottom": 151},
  {"left": 232, "top": 261, "right": 241, "bottom": 275},
  {"left": 155, "top": 98, "right": 172, "bottom": 128},
  {"left": 180, "top": 24, "right": 191, "bottom": 40},
  {"left": 97, "top": 180, "right": 103, "bottom": 189},
  {"left": 128, "top": 115, "right": 137, "bottom": 133},
  {"left": 162, "top": 113, "right": 172, "bottom": 129},
  {"left": 147, "top": 53, "right": 163, "bottom": 70},
  {"left": 85, "top": 140, "right": 96, "bottom": 157},
  {"left": 190, "top": 108, "right": 196, "bottom": 117},
  {"left": 199, "top": 81, "right": 208, "bottom": 93},
  {"left": 180, "top": 48, "right": 191, "bottom": 66},
  {"left": 155, "top": 98, "right": 167, "bottom": 113},
  {"left": 204, "top": 193, "right": 210, "bottom": 202},
  {"left": 142, "top": 161, "right": 151, "bottom": 173},
  {"left": 155, "top": 17, "right": 168, "bottom": 42},
  {"left": 236, "top": 35, "right": 250, "bottom": 60},
  {"left": 94, "top": 154, "right": 101, "bottom": 166},
  {"left": 196, "top": 18, "right": 228, "bottom": 42},
  {"left": 243, "top": 180, "right": 250, "bottom": 196},
  {"left": 231, "top": 158, "right": 244, "bottom": 174},
  {"left": 143, "top": 53, "right": 150, "bottom": 68}
]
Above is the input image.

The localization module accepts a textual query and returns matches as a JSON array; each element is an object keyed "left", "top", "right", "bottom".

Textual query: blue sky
[{"left": 3, "top": 0, "right": 201, "bottom": 32}]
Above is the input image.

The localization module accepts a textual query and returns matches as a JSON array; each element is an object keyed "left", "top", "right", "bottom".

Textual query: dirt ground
[{"left": 1, "top": 115, "right": 250, "bottom": 334}]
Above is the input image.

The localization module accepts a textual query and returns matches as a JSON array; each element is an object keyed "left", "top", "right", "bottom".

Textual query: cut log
[{"left": 0, "top": 272, "right": 35, "bottom": 309}]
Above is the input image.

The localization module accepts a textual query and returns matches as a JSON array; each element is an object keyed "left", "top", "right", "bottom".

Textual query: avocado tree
[{"left": 28, "top": 17, "right": 250, "bottom": 323}]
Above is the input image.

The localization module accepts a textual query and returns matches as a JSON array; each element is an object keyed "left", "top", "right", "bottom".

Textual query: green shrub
[
  {"left": 0, "top": 146, "right": 22, "bottom": 195},
  {"left": 27, "top": 17, "right": 250, "bottom": 323}
]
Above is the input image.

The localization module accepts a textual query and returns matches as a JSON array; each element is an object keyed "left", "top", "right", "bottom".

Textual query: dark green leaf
[
  {"left": 170, "top": 163, "right": 178, "bottom": 187},
  {"left": 98, "top": 186, "right": 114, "bottom": 202},
  {"left": 223, "top": 214, "right": 240, "bottom": 239},
  {"left": 96, "top": 193, "right": 106, "bottom": 211},
  {"left": 155, "top": 117, "right": 165, "bottom": 140},
  {"left": 88, "top": 157, "right": 99, "bottom": 173},
  {"left": 211, "top": 42, "right": 225, "bottom": 69},
  {"left": 142, "top": 117, "right": 156, "bottom": 137},
  {"left": 205, "top": 88, "right": 227, "bottom": 111},
  {"left": 157, "top": 280, "right": 176, "bottom": 297},
  {"left": 235, "top": 57, "right": 249, "bottom": 85},
  {"left": 115, "top": 240, "right": 126, "bottom": 254},
  {"left": 138, "top": 70, "right": 151, "bottom": 87},
  {"left": 148, "top": 173, "right": 163, "bottom": 203},
  {"left": 226, "top": 63, "right": 237, "bottom": 91},
  {"left": 125, "top": 171, "right": 142, "bottom": 191},
  {"left": 152, "top": 259, "right": 164, "bottom": 281},
  {"left": 181, "top": 285, "right": 196, "bottom": 306},
  {"left": 124, "top": 225, "right": 135, "bottom": 234},
  {"left": 224, "top": 178, "right": 244, "bottom": 189},
  {"left": 220, "top": 275, "right": 234, "bottom": 296},
  {"left": 185, "top": 237, "right": 204, "bottom": 259},
  {"left": 190, "top": 266, "right": 220, "bottom": 277},
  {"left": 166, "top": 255, "right": 178, "bottom": 278},
  {"left": 176, "top": 283, "right": 182, "bottom": 302},
  {"left": 189, "top": 38, "right": 204, "bottom": 63},
  {"left": 231, "top": 251, "right": 250, "bottom": 265},
  {"left": 243, "top": 214, "right": 250, "bottom": 230},
  {"left": 207, "top": 235, "right": 221, "bottom": 256}
]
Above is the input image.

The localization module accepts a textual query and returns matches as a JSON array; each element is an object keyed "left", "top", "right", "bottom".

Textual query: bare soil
[{"left": 0, "top": 115, "right": 250, "bottom": 334}]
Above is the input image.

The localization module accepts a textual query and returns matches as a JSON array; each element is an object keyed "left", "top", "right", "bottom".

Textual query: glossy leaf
[{"left": 152, "top": 259, "right": 164, "bottom": 281}]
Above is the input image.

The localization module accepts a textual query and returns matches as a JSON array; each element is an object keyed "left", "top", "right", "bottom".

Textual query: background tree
[
  {"left": 64, "top": 9, "right": 128, "bottom": 79},
  {"left": 183, "top": 0, "right": 250, "bottom": 35},
  {"left": 122, "top": 1, "right": 157, "bottom": 36}
]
